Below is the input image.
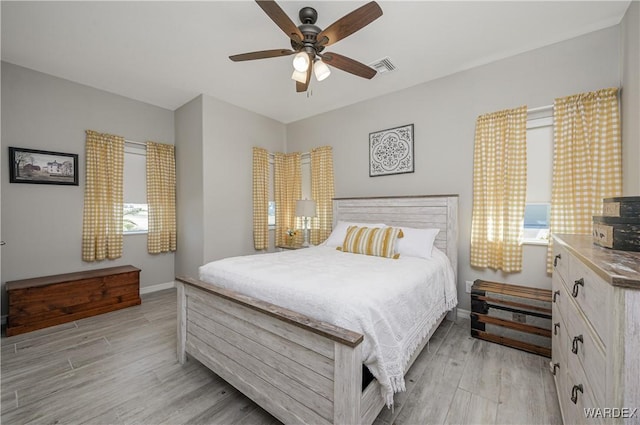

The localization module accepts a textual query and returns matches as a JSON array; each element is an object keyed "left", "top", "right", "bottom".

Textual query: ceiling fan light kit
[
  {"left": 313, "top": 59, "right": 331, "bottom": 81},
  {"left": 230, "top": 0, "right": 383, "bottom": 93},
  {"left": 291, "top": 69, "right": 307, "bottom": 83},
  {"left": 292, "top": 51, "right": 310, "bottom": 72}
]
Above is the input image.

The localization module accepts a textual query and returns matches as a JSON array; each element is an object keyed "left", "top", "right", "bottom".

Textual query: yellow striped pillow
[{"left": 337, "top": 226, "right": 404, "bottom": 259}]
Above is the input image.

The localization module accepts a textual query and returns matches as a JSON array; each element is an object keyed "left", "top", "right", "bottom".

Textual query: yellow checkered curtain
[
  {"left": 547, "top": 88, "right": 621, "bottom": 272},
  {"left": 82, "top": 130, "right": 125, "bottom": 261},
  {"left": 253, "top": 147, "right": 269, "bottom": 250},
  {"left": 274, "top": 152, "right": 302, "bottom": 246},
  {"left": 310, "top": 146, "right": 335, "bottom": 245},
  {"left": 470, "top": 106, "right": 527, "bottom": 272},
  {"left": 146, "top": 141, "right": 177, "bottom": 254}
]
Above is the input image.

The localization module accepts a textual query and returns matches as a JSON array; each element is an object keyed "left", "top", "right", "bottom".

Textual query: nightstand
[{"left": 276, "top": 244, "right": 309, "bottom": 251}]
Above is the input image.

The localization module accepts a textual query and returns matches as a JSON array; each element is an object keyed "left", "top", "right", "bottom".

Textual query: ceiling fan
[{"left": 229, "top": 0, "right": 383, "bottom": 93}]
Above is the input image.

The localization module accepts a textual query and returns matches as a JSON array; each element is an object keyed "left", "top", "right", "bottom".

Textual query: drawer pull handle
[
  {"left": 572, "top": 335, "right": 584, "bottom": 354},
  {"left": 553, "top": 290, "right": 560, "bottom": 303},
  {"left": 554, "top": 322, "right": 560, "bottom": 335},
  {"left": 551, "top": 362, "right": 560, "bottom": 376},
  {"left": 572, "top": 278, "right": 584, "bottom": 297},
  {"left": 554, "top": 254, "right": 561, "bottom": 267},
  {"left": 571, "top": 384, "right": 584, "bottom": 404}
]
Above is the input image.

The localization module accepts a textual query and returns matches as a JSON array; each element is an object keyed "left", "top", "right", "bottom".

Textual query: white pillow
[
  {"left": 323, "top": 221, "right": 386, "bottom": 247},
  {"left": 395, "top": 227, "right": 440, "bottom": 259}
]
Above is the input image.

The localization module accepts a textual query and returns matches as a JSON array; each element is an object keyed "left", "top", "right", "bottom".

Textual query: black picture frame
[
  {"left": 369, "top": 124, "right": 415, "bottom": 177},
  {"left": 9, "top": 147, "right": 79, "bottom": 185}
]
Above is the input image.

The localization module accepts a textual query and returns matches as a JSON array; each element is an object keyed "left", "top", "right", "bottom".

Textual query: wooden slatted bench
[
  {"left": 471, "top": 279, "right": 552, "bottom": 357},
  {"left": 6, "top": 265, "right": 141, "bottom": 336}
]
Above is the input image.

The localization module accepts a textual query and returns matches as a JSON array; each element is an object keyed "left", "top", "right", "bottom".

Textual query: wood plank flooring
[{"left": 1, "top": 289, "right": 561, "bottom": 424}]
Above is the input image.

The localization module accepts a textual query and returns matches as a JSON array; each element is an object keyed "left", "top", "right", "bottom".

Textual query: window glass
[
  {"left": 523, "top": 203, "right": 550, "bottom": 243},
  {"left": 524, "top": 203, "right": 551, "bottom": 229},
  {"left": 268, "top": 201, "right": 275, "bottom": 227},
  {"left": 124, "top": 145, "right": 148, "bottom": 234},
  {"left": 124, "top": 203, "right": 148, "bottom": 233},
  {"left": 523, "top": 116, "right": 552, "bottom": 245}
]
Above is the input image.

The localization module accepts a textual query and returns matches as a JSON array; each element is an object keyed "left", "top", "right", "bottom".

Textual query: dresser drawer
[
  {"left": 565, "top": 297, "right": 606, "bottom": 406},
  {"left": 553, "top": 244, "right": 569, "bottom": 285},
  {"left": 551, "top": 273, "right": 568, "bottom": 364},
  {"left": 552, "top": 365, "right": 568, "bottom": 422},
  {"left": 565, "top": 357, "right": 605, "bottom": 425},
  {"left": 567, "top": 254, "right": 610, "bottom": 346},
  {"left": 551, "top": 234, "right": 640, "bottom": 425}
]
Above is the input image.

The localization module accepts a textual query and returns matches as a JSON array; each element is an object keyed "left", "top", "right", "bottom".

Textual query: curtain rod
[
  {"left": 125, "top": 139, "right": 147, "bottom": 147},
  {"left": 268, "top": 151, "right": 311, "bottom": 158},
  {"left": 528, "top": 104, "right": 553, "bottom": 113}
]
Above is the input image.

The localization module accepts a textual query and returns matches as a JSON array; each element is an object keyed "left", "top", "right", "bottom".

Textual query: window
[
  {"left": 268, "top": 201, "right": 276, "bottom": 227},
  {"left": 123, "top": 144, "right": 148, "bottom": 234},
  {"left": 124, "top": 203, "right": 148, "bottom": 233},
  {"left": 523, "top": 114, "right": 553, "bottom": 244},
  {"left": 523, "top": 203, "right": 550, "bottom": 243},
  {"left": 265, "top": 153, "right": 312, "bottom": 231}
]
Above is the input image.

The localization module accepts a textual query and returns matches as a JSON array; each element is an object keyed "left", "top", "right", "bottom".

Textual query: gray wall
[
  {"left": 201, "top": 95, "right": 286, "bottom": 264},
  {"left": 175, "top": 95, "right": 205, "bottom": 278},
  {"left": 622, "top": 1, "right": 640, "bottom": 196},
  {"left": 174, "top": 94, "right": 286, "bottom": 279},
  {"left": 2, "top": 10, "right": 637, "bottom": 317},
  {"left": 286, "top": 27, "right": 622, "bottom": 311},
  {"left": 1, "top": 62, "right": 175, "bottom": 316}
]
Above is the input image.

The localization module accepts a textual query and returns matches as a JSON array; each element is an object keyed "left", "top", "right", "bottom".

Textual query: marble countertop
[{"left": 554, "top": 234, "right": 640, "bottom": 289}]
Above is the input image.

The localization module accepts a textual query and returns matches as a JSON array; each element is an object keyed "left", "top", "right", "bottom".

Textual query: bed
[{"left": 175, "top": 195, "right": 459, "bottom": 425}]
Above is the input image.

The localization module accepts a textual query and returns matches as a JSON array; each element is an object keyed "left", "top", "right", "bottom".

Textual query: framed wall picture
[
  {"left": 9, "top": 147, "right": 79, "bottom": 185},
  {"left": 369, "top": 124, "right": 414, "bottom": 177}
]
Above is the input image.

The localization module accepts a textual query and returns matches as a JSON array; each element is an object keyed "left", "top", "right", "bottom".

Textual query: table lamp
[{"left": 295, "top": 199, "right": 317, "bottom": 247}]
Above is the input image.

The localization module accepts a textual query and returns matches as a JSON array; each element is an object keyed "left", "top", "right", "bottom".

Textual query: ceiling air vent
[{"left": 369, "top": 57, "right": 396, "bottom": 74}]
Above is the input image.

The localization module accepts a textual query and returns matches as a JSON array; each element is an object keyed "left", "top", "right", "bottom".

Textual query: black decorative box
[{"left": 593, "top": 196, "right": 640, "bottom": 252}]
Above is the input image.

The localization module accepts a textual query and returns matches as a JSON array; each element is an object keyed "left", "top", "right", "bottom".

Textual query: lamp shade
[
  {"left": 292, "top": 52, "right": 310, "bottom": 72},
  {"left": 313, "top": 59, "right": 331, "bottom": 82},
  {"left": 291, "top": 69, "right": 307, "bottom": 83},
  {"left": 295, "top": 199, "right": 317, "bottom": 217}
]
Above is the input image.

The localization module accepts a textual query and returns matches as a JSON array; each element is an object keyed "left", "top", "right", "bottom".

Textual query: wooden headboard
[{"left": 333, "top": 195, "right": 459, "bottom": 278}]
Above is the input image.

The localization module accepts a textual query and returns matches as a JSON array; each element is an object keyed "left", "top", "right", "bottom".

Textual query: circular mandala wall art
[{"left": 369, "top": 124, "right": 414, "bottom": 177}]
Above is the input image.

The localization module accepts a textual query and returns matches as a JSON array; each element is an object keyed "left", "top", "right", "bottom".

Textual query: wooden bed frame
[{"left": 176, "top": 195, "right": 459, "bottom": 424}]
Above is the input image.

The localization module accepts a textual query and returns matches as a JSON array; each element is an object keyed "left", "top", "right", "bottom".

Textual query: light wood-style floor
[{"left": 1, "top": 289, "right": 561, "bottom": 425}]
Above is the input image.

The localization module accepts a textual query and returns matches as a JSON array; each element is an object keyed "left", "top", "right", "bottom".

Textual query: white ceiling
[{"left": 1, "top": 1, "right": 631, "bottom": 124}]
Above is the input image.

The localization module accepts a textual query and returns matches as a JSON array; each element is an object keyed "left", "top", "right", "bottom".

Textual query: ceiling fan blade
[
  {"left": 296, "top": 54, "right": 313, "bottom": 92},
  {"left": 316, "top": 1, "right": 382, "bottom": 47},
  {"left": 320, "top": 52, "right": 377, "bottom": 79},
  {"left": 255, "top": 0, "right": 303, "bottom": 43},
  {"left": 229, "top": 49, "right": 295, "bottom": 62}
]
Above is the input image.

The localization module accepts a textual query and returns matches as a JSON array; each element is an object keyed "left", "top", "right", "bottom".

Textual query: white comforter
[{"left": 198, "top": 246, "right": 457, "bottom": 407}]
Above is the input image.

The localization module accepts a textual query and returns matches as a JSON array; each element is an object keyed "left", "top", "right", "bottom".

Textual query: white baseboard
[
  {"left": 457, "top": 308, "right": 470, "bottom": 321},
  {"left": 140, "top": 281, "right": 176, "bottom": 295}
]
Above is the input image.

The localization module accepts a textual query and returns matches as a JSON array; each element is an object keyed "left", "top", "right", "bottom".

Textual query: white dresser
[{"left": 551, "top": 234, "right": 640, "bottom": 425}]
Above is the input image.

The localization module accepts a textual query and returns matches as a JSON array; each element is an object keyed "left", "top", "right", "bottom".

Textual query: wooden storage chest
[
  {"left": 6, "top": 265, "right": 141, "bottom": 336},
  {"left": 471, "top": 279, "right": 552, "bottom": 357}
]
